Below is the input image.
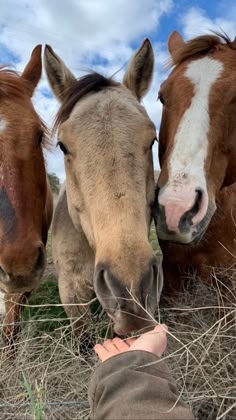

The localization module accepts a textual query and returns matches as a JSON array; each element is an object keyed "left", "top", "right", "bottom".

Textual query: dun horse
[
  {"left": 44, "top": 39, "right": 163, "bottom": 336},
  {"left": 0, "top": 46, "right": 53, "bottom": 350},
  {"left": 154, "top": 31, "right": 236, "bottom": 292}
]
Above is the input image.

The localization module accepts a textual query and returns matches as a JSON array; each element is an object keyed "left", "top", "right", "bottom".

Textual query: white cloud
[
  {"left": 181, "top": 7, "right": 236, "bottom": 40},
  {"left": 0, "top": 0, "right": 173, "bottom": 67},
  {"left": 1, "top": 0, "right": 173, "bottom": 179}
]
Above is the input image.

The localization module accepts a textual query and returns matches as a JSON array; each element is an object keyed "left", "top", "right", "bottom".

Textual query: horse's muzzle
[{"left": 94, "top": 258, "right": 163, "bottom": 334}]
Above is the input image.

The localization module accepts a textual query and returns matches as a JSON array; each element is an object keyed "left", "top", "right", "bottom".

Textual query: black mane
[{"left": 54, "top": 72, "right": 119, "bottom": 130}]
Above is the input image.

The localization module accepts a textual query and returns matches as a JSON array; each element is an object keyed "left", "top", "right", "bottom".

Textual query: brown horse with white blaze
[
  {"left": 154, "top": 31, "right": 236, "bottom": 291},
  {"left": 44, "top": 39, "right": 163, "bottom": 337},
  {"left": 0, "top": 46, "right": 53, "bottom": 349}
]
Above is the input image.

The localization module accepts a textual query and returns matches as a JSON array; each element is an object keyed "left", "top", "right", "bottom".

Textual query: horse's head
[
  {"left": 44, "top": 40, "right": 163, "bottom": 335},
  {"left": 0, "top": 46, "right": 51, "bottom": 294},
  {"left": 154, "top": 31, "right": 236, "bottom": 244}
]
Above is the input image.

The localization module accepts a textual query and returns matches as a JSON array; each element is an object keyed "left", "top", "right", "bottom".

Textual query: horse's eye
[
  {"left": 57, "top": 141, "right": 69, "bottom": 155},
  {"left": 38, "top": 132, "right": 43, "bottom": 146},
  {"left": 158, "top": 94, "right": 165, "bottom": 105}
]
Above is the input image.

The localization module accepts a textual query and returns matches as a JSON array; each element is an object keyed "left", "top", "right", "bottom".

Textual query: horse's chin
[
  {"left": 113, "top": 325, "right": 130, "bottom": 336},
  {"left": 107, "top": 314, "right": 132, "bottom": 336},
  {"left": 157, "top": 227, "right": 206, "bottom": 246},
  {"left": 0, "top": 274, "right": 42, "bottom": 294},
  {"left": 112, "top": 315, "right": 156, "bottom": 336},
  {"left": 157, "top": 206, "right": 215, "bottom": 246}
]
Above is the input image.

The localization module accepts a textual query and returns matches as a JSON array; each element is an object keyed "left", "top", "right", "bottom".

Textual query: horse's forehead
[
  {"left": 0, "top": 98, "right": 41, "bottom": 131},
  {"left": 168, "top": 56, "right": 224, "bottom": 90},
  {"left": 70, "top": 88, "right": 148, "bottom": 126},
  {"left": 184, "top": 56, "right": 224, "bottom": 90},
  {"left": 0, "top": 104, "right": 43, "bottom": 161}
]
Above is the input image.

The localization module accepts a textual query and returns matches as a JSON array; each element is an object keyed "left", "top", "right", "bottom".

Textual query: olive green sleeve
[{"left": 88, "top": 350, "right": 193, "bottom": 419}]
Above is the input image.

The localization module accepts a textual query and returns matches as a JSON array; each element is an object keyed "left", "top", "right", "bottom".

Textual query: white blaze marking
[
  {"left": 0, "top": 117, "right": 7, "bottom": 133},
  {"left": 168, "top": 57, "right": 224, "bottom": 189},
  {"left": 0, "top": 291, "right": 5, "bottom": 316}
]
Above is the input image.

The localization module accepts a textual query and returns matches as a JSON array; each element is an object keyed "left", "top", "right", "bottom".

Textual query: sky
[{"left": 0, "top": 0, "right": 236, "bottom": 180}]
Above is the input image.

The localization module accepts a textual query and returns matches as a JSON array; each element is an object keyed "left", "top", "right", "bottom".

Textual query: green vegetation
[
  {"left": 22, "top": 371, "right": 44, "bottom": 420},
  {"left": 47, "top": 172, "right": 60, "bottom": 194},
  {"left": 23, "top": 276, "right": 69, "bottom": 335},
  {"left": 149, "top": 223, "right": 161, "bottom": 255}
]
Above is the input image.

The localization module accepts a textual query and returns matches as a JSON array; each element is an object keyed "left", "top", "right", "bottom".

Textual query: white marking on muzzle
[
  {"left": 0, "top": 291, "right": 5, "bottom": 316},
  {"left": 0, "top": 117, "right": 7, "bottom": 133},
  {"left": 168, "top": 57, "right": 224, "bottom": 188}
]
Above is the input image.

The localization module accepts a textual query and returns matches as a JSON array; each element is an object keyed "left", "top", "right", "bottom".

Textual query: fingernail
[
  {"left": 161, "top": 324, "right": 168, "bottom": 331},
  {"left": 154, "top": 324, "right": 168, "bottom": 332}
]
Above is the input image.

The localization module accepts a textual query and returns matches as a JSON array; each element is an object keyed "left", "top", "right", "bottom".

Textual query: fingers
[
  {"left": 127, "top": 323, "right": 168, "bottom": 357},
  {"left": 94, "top": 324, "right": 169, "bottom": 362},
  {"left": 94, "top": 343, "right": 110, "bottom": 362},
  {"left": 125, "top": 337, "right": 136, "bottom": 346},
  {"left": 103, "top": 339, "right": 120, "bottom": 354},
  {"left": 94, "top": 337, "right": 131, "bottom": 362},
  {"left": 103, "top": 337, "right": 131, "bottom": 353},
  {"left": 112, "top": 337, "right": 131, "bottom": 352}
]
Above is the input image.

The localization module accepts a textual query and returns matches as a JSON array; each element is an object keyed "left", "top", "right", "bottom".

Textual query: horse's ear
[
  {"left": 21, "top": 45, "right": 42, "bottom": 97},
  {"left": 44, "top": 45, "right": 76, "bottom": 102},
  {"left": 123, "top": 38, "right": 154, "bottom": 101},
  {"left": 168, "top": 31, "right": 185, "bottom": 63}
]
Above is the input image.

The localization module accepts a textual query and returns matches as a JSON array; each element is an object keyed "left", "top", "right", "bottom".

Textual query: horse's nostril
[
  {"left": 34, "top": 247, "right": 45, "bottom": 271},
  {"left": 192, "top": 188, "right": 203, "bottom": 217},
  {"left": 94, "top": 265, "right": 111, "bottom": 295},
  {"left": 139, "top": 258, "right": 159, "bottom": 307},
  {"left": 94, "top": 264, "right": 122, "bottom": 314},
  {"left": 151, "top": 262, "right": 158, "bottom": 280},
  {"left": 179, "top": 188, "right": 204, "bottom": 233},
  {"left": 95, "top": 266, "right": 106, "bottom": 288}
]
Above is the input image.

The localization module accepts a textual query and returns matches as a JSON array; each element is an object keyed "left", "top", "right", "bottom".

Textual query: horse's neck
[
  {"left": 206, "top": 183, "right": 236, "bottom": 237},
  {"left": 45, "top": 177, "right": 53, "bottom": 225},
  {"left": 216, "top": 182, "right": 236, "bottom": 208}
]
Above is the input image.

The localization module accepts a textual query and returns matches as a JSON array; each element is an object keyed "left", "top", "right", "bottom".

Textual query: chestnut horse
[
  {"left": 44, "top": 39, "right": 163, "bottom": 337},
  {"left": 0, "top": 46, "right": 53, "bottom": 350},
  {"left": 154, "top": 31, "right": 236, "bottom": 292}
]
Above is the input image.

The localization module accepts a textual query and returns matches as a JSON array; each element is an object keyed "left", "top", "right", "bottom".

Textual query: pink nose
[{"left": 158, "top": 186, "right": 208, "bottom": 233}]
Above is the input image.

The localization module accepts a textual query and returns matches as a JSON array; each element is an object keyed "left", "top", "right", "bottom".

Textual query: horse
[
  {"left": 0, "top": 46, "right": 53, "bottom": 352},
  {"left": 44, "top": 39, "right": 163, "bottom": 338},
  {"left": 153, "top": 31, "right": 236, "bottom": 293}
]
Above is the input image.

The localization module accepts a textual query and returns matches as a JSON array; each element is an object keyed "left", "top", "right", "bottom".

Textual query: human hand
[{"left": 94, "top": 324, "right": 168, "bottom": 362}]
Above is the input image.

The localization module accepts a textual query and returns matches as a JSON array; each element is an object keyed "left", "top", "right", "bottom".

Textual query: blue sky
[{"left": 0, "top": 0, "right": 235, "bottom": 180}]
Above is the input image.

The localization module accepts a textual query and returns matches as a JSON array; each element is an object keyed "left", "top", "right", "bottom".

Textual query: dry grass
[
  {"left": 160, "top": 277, "right": 236, "bottom": 420},
  {"left": 0, "top": 315, "right": 108, "bottom": 419},
  {"left": 0, "top": 229, "right": 235, "bottom": 419}
]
